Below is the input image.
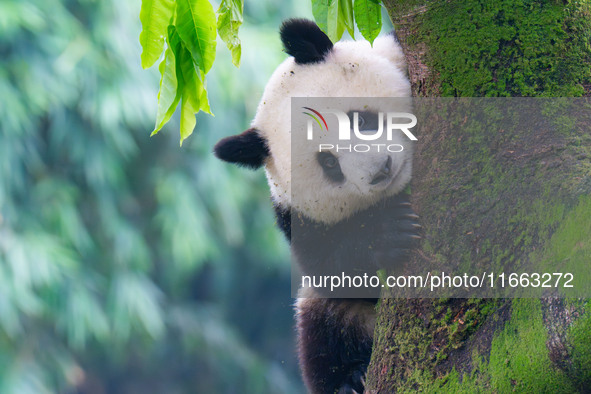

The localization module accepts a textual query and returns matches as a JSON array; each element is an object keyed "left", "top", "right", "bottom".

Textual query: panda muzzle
[{"left": 369, "top": 156, "right": 392, "bottom": 185}]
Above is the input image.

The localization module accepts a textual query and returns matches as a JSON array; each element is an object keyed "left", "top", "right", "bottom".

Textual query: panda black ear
[
  {"left": 280, "top": 19, "right": 333, "bottom": 65},
  {"left": 214, "top": 128, "right": 269, "bottom": 169}
]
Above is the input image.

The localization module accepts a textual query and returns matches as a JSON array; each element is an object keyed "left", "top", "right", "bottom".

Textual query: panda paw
[{"left": 372, "top": 198, "right": 421, "bottom": 268}]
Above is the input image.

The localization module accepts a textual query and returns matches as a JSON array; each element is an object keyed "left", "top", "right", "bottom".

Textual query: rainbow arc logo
[{"left": 302, "top": 107, "right": 328, "bottom": 131}]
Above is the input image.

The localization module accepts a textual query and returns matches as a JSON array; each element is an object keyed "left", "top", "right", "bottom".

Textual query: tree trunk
[{"left": 366, "top": 1, "right": 591, "bottom": 391}]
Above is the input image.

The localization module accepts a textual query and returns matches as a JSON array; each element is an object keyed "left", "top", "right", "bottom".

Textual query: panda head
[{"left": 215, "top": 19, "right": 413, "bottom": 224}]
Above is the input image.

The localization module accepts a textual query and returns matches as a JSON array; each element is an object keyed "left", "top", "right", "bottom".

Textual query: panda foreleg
[
  {"left": 296, "top": 296, "right": 376, "bottom": 394},
  {"left": 290, "top": 193, "right": 421, "bottom": 289}
]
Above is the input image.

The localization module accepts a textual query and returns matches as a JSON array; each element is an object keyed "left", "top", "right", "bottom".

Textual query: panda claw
[{"left": 337, "top": 385, "right": 359, "bottom": 394}]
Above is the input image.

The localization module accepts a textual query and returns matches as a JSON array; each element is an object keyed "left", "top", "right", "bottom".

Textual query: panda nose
[{"left": 369, "top": 156, "right": 392, "bottom": 185}]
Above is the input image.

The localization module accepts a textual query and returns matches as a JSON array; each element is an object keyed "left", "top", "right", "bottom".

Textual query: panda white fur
[{"left": 214, "top": 19, "right": 420, "bottom": 394}]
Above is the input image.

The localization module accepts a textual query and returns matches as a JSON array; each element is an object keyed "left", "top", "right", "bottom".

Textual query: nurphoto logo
[{"left": 302, "top": 107, "right": 417, "bottom": 153}]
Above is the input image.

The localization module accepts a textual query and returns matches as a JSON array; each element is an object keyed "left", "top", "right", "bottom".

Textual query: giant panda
[{"left": 214, "top": 19, "right": 420, "bottom": 394}]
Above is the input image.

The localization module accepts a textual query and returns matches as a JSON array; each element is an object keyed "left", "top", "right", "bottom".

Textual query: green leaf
[
  {"left": 139, "top": 0, "right": 175, "bottom": 69},
  {"left": 217, "top": 0, "right": 243, "bottom": 67},
  {"left": 175, "top": 0, "right": 217, "bottom": 78},
  {"left": 152, "top": 29, "right": 182, "bottom": 136},
  {"left": 151, "top": 25, "right": 212, "bottom": 143},
  {"left": 177, "top": 42, "right": 211, "bottom": 145},
  {"left": 199, "top": 83, "right": 211, "bottom": 114},
  {"left": 179, "top": 92, "right": 198, "bottom": 146},
  {"left": 354, "top": 0, "right": 383, "bottom": 45},
  {"left": 312, "top": 0, "right": 346, "bottom": 42},
  {"left": 339, "top": 0, "right": 354, "bottom": 38}
]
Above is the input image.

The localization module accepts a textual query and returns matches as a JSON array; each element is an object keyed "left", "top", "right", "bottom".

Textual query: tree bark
[{"left": 366, "top": 0, "right": 591, "bottom": 391}]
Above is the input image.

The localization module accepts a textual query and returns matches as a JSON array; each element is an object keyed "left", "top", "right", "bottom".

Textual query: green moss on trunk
[
  {"left": 385, "top": 0, "right": 591, "bottom": 97},
  {"left": 366, "top": 110, "right": 591, "bottom": 391},
  {"left": 367, "top": 0, "right": 591, "bottom": 391}
]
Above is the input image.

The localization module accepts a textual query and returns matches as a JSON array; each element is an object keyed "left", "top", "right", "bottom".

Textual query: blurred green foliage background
[{"left": 0, "top": 0, "right": 311, "bottom": 392}]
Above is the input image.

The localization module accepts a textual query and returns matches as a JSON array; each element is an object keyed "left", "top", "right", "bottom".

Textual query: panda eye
[
  {"left": 357, "top": 115, "right": 365, "bottom": 129},
  {"left": 323, "top": 155, "right": 338, "bottom": 168},
  {"left": 317, "top": 152, "right": 344, "bottom": 183}
]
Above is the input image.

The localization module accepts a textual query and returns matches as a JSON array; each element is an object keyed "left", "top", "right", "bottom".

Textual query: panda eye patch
[{"left": 317, "top": 152, "right": 344, "bottom": 183}]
